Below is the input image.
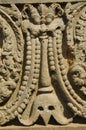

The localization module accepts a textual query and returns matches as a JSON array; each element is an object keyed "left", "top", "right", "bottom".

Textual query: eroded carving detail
[
  {"left": 0, "top": 4, "right": 24, "bottom": 124},
  {"left": 65, "top": 2, "right": 86, "bottom": 117}
]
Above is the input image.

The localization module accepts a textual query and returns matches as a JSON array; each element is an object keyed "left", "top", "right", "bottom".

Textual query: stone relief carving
[
  {"left": 0, "top": 5, "right": 23, "bottom": 104},
  {"left": 65, "top": 2, "right": 86, "bottom": 117},
  {"left": 0, "top": 1, "right": 85, "bottom": 126}
]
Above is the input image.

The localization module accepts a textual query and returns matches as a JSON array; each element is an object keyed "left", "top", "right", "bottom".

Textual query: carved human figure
[{"left": 69, "top": 63, "right": 86, "bottom": 95}]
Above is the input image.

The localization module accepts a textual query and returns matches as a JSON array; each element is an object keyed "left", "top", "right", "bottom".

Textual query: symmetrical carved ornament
[{"left": 0, "top": 1, "right": 85, "bottom": 126}]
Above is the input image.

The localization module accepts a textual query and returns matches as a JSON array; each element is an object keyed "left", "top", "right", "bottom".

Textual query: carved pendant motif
[
  {"left": 20, "top": 3, "right": 72, "bottom": 125},
  {"left": 0, "top": 2, "right": 85, "bottom": 126}
]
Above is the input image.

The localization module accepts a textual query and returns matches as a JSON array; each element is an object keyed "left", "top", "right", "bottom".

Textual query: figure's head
[
  {"left": 45, "top": 13, "right": 54, "bottom": 24},
  {"left": 69, "top": 63, "right": 86, "bottom": 87}
]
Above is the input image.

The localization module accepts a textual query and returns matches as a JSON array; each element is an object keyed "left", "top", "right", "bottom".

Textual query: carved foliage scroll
[{"left": 65, "top": 2, "right": 86, "bottom": 117}]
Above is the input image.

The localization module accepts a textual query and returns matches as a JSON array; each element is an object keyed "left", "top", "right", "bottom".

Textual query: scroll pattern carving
[
  {"left": 65, "top": 2, "right": 86, "bottom": 117},
  {"left": 0, "top": 2, "right": 85, "bottom": 126}
]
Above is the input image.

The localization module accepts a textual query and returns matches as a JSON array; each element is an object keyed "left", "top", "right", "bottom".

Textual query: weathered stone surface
[
  {"left": 0, "top": 0, "right": 85, "bottom": 4},
  {"left": 0, "top": 125, "right": 86, "bottom": 130},
  {"left": 0, "top": 0, "right": 85, "bottom": 129}
]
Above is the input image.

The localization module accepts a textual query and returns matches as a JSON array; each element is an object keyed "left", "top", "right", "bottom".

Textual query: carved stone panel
[{"left": 0, "top": 0, "right": 85, "bottom": 128}]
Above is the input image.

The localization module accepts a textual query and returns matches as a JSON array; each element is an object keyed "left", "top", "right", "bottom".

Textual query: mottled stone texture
[
  {"left": 0, "top": 0, "right": 85, "bottom": 129},
  {"left": 0, "top": 0, "right": 85, "bottom": 3}
]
